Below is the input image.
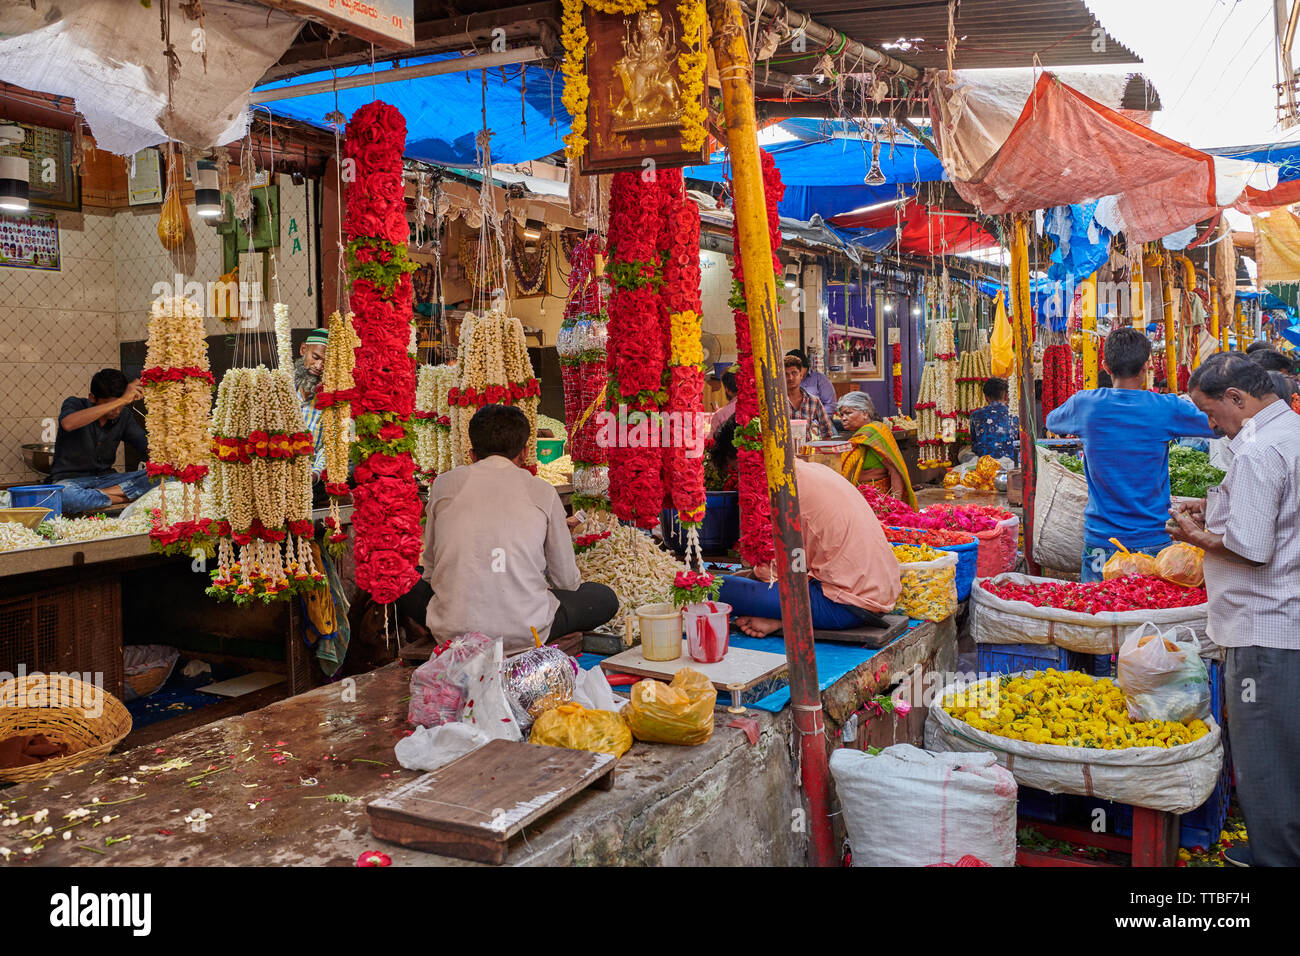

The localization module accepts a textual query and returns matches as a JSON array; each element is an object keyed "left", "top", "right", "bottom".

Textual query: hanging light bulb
[
  {"left": 0, "top": 154, "right": 30, "bottom": 212},
  {"left": 863, "top": 136, "right": 886, "bottom": 187},
  {"left": 194, "top": 159, "right": 221, "bottom": 219}
]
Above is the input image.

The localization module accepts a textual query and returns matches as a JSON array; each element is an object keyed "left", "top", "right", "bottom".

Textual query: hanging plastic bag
[
  {"left": 989, "top": 291, "right": 1014, "bottom": 377},
  {"left": 530, "top": 702, "right": 633, "bottom": 757},
  {"left": 1102, "top": 538, "right": 1158, "bottom": 580},
  {"left": 1116, "top": 623, "right": 1210, "bottom": 722},
  {"left": 625, "top": 667, "right": 717, "bottom": 745},
  {"left": 1155, "top": 542, "right": 1205, "bottom": 588},
  {"left": 157, "top": 151, "right": 190, "bottom": 251}
]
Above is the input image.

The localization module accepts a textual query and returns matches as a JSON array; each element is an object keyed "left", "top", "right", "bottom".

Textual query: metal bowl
[
  {"left": 994, "top": 472, "right": 1009, "bottom": 493},
  {"left": 21, "top": 443, "right": 54, "bottom": 476}
]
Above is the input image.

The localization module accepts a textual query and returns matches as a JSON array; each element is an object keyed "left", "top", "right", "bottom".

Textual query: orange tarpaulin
[
  {"left": 829, "top": 200, "right": 999, "bottom": 255},
  {"left": 932, "top": 73, "right": 1220, "bottom": 242}
]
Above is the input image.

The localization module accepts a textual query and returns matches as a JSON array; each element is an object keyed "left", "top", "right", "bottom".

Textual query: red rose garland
[
  {"left": 891, "top": 342, "right": 904, "bottom": 411},
  {"left": 727, "top": 150, "right": 784, "bottom": 567},
  {"left": 1042, "top": 344, "right": 1076, "bottom": 419},
  {"left": 344, "top": 101, "right": 422, "bottom": 605},
  {"left": 606, "top": 170, "right": 671, "bottom": 528}
]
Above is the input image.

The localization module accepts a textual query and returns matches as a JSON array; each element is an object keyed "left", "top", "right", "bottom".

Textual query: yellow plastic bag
[
  {"left": 1155, "top": 542, "right": 1205, "bottom": 588},
  {"left": 157, "top": 152, "right": 190, "bottom": 251},
  {"left": 529, "top": 702, "right": 632, "bottom": 758},
  {"left": 625, "top": 667, "right": 717, "bottom": 745},
  {"left": 1102, "top": 538, "right": 1158, "bottom": 579},
  {"left": 990, "top": 291, "right": 1014, "bottom": 377}
]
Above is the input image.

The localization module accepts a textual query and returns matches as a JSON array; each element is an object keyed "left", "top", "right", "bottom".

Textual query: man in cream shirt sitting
[{"left": 415, "top": 404, "right": 617, "bottom": 655}]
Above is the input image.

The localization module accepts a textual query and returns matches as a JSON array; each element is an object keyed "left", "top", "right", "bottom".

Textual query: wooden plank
[
  {"left": 367, "top": 740, "right": 616, "bottom": 864},
  {"left": 810, "top": 614, "right": 909, "bottom": 648},
  {"left": 599, "top": 641, "right": 786, "bottom": 692}
]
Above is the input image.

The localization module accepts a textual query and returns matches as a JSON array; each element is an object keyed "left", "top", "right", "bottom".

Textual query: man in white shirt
[
  {"left": 414, "top": 404, "right": 617, "bottom": 655},
  {"left": 1170, "top": 352, "right": 1300, "bottom": 867}
]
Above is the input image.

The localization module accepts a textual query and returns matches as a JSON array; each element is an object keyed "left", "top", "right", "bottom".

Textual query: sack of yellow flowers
[
  {"left": 893, "top": 545, "right": 958, "bottom": 622},
  {"left": 926, "top": 670, "right": 1224, "bottom": 813},
  {"left": 529, "top": 702, "right": 633, "bottom": 757},
  {"left": 625, "top": 668, "right": 716, "bottom": 745}
]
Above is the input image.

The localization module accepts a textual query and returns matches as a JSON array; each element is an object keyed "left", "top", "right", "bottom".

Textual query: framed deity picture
[{"left": 580, "top": 0, "right": 709, "bottom": 174}]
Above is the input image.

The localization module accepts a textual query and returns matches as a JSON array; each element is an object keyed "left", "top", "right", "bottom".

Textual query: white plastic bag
[
  {"left": 1117, "top": 623, "right": 1210, "bottom": 723},
  {"left": 894, "top": 550, "right": 958, "bottom": 621},
  {"left": 829, "top": 744, "right": 1018, "bottom": 867},
  {"left": 394, "top": 722, "right": 490, "bottom": 771},
  {"left": 571, "top": 665, "right": 625, "bottom": 713},
  {"left": 407, "top": 632, "right": 522, "bottom": 741}
]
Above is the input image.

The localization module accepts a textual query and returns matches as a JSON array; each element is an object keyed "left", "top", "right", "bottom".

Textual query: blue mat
[
  {"left": 578, "top": 619, "right": 924, "bottom": 712},
  {"left": 125, "top": 685, "right": 223, "bottom": 729}
]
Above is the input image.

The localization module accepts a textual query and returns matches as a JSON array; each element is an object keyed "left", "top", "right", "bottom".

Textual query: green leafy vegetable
[{"left": 1168, "top": 446, "right": 1225, "bottom": 498}]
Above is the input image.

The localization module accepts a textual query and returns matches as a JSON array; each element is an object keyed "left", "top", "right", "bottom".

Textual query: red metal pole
[{"left": 708, "top": 0, "right": 836, "bottom": 867}]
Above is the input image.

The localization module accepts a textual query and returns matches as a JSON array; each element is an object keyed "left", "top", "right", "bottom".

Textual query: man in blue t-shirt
[{"left": 1045, "top": 328, "right": 1215, "bottom": 582}]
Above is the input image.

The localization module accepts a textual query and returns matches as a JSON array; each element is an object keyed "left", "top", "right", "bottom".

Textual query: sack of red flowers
[{"left": 971, "top": 573, "right": 1216, "bottom": 659}]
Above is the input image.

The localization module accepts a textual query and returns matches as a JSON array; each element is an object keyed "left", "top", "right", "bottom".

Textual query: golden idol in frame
[{"left": 611, "top": 9, "right": 682, "bottom": 133}]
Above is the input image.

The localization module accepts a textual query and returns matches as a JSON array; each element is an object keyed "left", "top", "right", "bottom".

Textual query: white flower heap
[
  {"left": 274, "top": 302, "right": 292, "bottom": 372},
  {"left": 315, "top": 310, "right": 360, "bottom": 548},
  {"left": 142, "top": 294, "right": 214, "bottom": 553},
  {"left": 448, "top": 309, "right": 541, "bottom": 469},
  {"left": 208, "top": 366, "right": 321, "bottom": 604},
  {"left": 413, "top": 363, "right": 456, "bottom": 482}
]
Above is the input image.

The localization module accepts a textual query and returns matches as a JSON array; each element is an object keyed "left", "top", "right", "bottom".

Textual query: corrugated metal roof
[{"left": 782, "top": 0, "right": 1142, "bottom": 70}]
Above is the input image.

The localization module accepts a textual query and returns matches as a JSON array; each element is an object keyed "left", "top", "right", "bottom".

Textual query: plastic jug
[
  {"left": 636, "top": 603, "right": 682, "bottom": 661},
  {"left": 684, "top": 601, "right": 731, "bottom": 664}
]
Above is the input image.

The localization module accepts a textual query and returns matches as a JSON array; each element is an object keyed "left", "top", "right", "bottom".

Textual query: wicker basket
[{"left": 0, "top": 674, "right": 132, "bottom": 783}]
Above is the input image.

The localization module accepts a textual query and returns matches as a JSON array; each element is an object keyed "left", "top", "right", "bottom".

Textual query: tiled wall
[
  {"left": 0, "top": 210, "right": 121, "bottom": 484},
  {"left": 0, "top": 179, "right": 319, "bottom": 485}
]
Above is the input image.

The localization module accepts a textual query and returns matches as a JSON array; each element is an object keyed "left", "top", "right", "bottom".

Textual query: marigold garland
[
  {"left": 344, "top": 100, "right": 423, "bottom": 606},
  {"left": 560, "top": 0, "right": 707, "bottom": 160},
  {"left": 143, "top": 295, "right": 213, "bottom": 553}
]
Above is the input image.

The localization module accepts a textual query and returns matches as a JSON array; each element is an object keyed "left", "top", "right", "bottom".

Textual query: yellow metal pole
[
  {"left": 1217, "top": 285, "right": 1229, "bottom": 353},
  {"left": 1161, "top": 257, "right": 1177, "bottom": 391},
  {"left": 1081, "top": 271, "right": 1098, "bottom": 388},
  {"left": 1176, "top": 255, "right": 1200, "bottom": 371},
  {"left": 707, "top": 0, "right": 832, "bottom": 868},
  {"left": 1235, "top": 299, "right": 1246, "bottom": 349}
]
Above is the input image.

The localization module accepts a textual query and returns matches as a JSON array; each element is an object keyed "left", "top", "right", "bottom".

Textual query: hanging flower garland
[
  {"left": 314, "top": 309, "right": 360, "bottom": 553},
  {"left": 274, "top": 302, "right": 292, "bottom": 372},
  {"left": 606, "top": 169, "right": 672, "bottom": 528},
  {"left": 344, "top": 100, "right": 423, "bottom": 607},
  {"left": 727, "top": 149, "right": 784, "bottom": 568},
  {"left": 207, "top": 366, "right": 321, "bottom": 603},
  {"left": 560, "top": 0, "right": 708, "bottom": 160},
  {"left": 448, "top": 310, "right": 542, "bottom": 468},
  {"left": 891, "top": 341, "right": 903, "bottom": 411},
  {"left": 458, "top": 235, "right": 503, "bottom": 292},
  {"left": 661, "top": 171, "right": 706, "bottom": 541},
  {"left": 142, "top": 294, "right": 214, "bottom": 555},
  {"left": 413, "top": 363, "right": 456, "bottom": 483},
  {"left": 1042, "top": 343, "right": 1076, "bottom": 419},
  {"left": 510, "top": 224, "right": 548, "bottom": 296},
  {"left": 558, "top": 235, "right": 610, "bottom": 512}
]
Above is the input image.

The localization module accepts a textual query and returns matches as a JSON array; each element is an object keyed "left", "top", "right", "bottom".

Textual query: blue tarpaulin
[
  {"left": 685, "top": 134, "right": 944, "bottom": 221},
  {"left": 1206, "top": 142, "right": 1300, "bottom": 183},
  {"left": 255, "top": 53, "right": 570, "bottom": 166}
]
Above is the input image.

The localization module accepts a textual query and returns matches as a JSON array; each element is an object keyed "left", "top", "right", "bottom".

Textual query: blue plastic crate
[
  {"left": 977, "top": 641, "right": 1076, "bottom": 676},
  {"left": 1018, "top": 786, "right": 1066, "bottom": 823}
]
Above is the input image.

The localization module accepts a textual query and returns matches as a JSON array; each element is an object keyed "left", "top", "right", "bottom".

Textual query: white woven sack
[
  {"left": 970, "top": 572, "right": 1217, "bottom": 660},
  {"left": 1031, "top": 447, "right": 1088, "bottom": 572},
  {"left": 829, "top": 744, "right": 1017, "bottom": 867},
  {"left": 925, "top": 678, "right": 1223, "bottom": 813}
]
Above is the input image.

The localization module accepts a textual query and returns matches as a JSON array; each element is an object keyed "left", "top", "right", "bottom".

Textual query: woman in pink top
[{"left": 711, "top": 417, "right": 901, "bottom": 636}]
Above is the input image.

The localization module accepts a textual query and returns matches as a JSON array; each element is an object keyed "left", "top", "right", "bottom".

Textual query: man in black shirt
[{"left": 51, "top": 369, "right": 151, "bottom": 514}]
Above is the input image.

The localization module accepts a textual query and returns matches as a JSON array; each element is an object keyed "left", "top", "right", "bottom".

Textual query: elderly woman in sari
[{"left": 837, "top": 391, "right": 916, "bottom": 509}]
